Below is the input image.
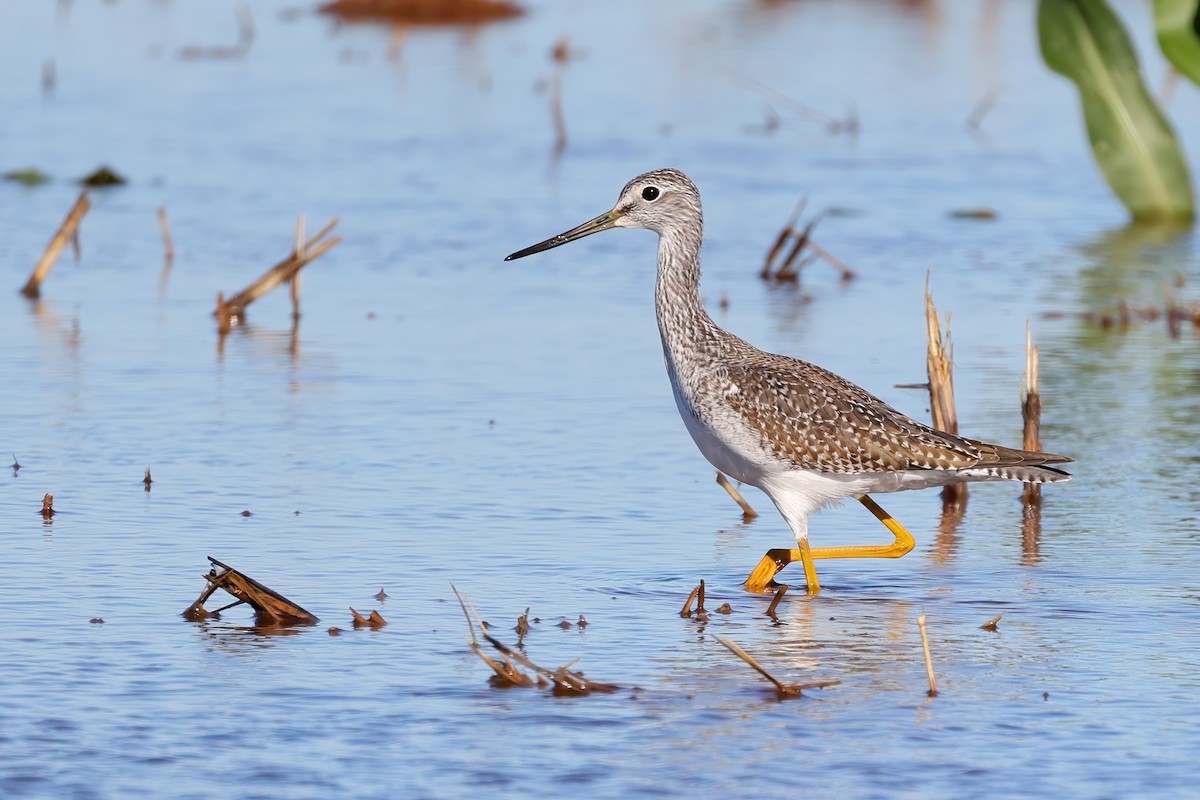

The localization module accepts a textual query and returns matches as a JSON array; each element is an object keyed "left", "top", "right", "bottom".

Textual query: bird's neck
[{"left": 654, "top": 223, "right": 718, "bottom": 362}]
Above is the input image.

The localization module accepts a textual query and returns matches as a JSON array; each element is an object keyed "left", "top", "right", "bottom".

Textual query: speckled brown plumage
[{"left": 719, "top": 349, "right": 1070, "bottom": 480}]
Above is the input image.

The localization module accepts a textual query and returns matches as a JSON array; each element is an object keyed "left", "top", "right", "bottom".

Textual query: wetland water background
[{"left": 3, "top": 1, "right": 1200, "bottom": 797}]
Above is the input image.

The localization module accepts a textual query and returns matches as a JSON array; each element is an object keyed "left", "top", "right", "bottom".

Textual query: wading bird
[{"left": 506, "top": 169, "right": 1070, "bottom": 594}]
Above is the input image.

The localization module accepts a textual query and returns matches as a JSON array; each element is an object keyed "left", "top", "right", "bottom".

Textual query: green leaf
[
  {"left": 1039, "top": 0, "right": 1195, "bottom": 222},
  {"left": 3, "top": 167, "right": 50, "bottom": 187},
  {"left": 1155, "top": 0, "right": 1200, "bottom": 86}
]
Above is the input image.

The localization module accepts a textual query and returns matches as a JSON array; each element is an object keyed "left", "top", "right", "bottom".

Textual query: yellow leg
[
  {"left": 745, "top": 544, "right": 820, "bottom": 595},
  {"left": 810, "top": 496, "right": 916, "bottom": 560},
  {"left": 743, "top": 496, "right": 915, "bottom": 594}
]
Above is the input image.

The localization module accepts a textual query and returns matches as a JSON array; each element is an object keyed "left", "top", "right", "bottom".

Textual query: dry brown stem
[
  {"left": 679, "top": 583, "right": 701, "bottom": 618},
  {"left": 21, "top": 190, "right": 91, "bottom": 298},
  {"left": 761, "top": 201, "right": 854, "bottom": 283},
  {"left": 1021, "top": 323, "right": 1042, "bottom": 504},
  {"left": 716, "top": 636, "right": 839, "bottom": 698},
  {"left": 350, "top": 607, "right": 387, "bottom": 628},
  {"left": 918, "top": 613, "right": 938, "bottom": 696},
  {"left": 765, "top": 584, "right": 788, "bottom": 619},
  {"left": 452, "top": 585, "right": 614, "bottom": 693},
  {"left": 925, "top": 280, "right": 965, "bottom": 505},
  {"left": 214, "top": 216, "right": 340, "bottom": 333}
]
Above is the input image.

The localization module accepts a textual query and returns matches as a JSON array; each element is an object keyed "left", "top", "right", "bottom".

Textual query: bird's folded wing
[{"left": 722, "top": 360, "right": 988, "bottom": 474}]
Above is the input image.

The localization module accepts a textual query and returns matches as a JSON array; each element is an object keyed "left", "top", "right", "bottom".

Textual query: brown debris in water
[
  {"left": 679, "top": 583, "right": 701, "bottom": 618},
  {"left": 318, "top": 0, "right": 523, "bottom": 25},
  {"left": 980, "top": 612, "right": 1004, "bottom": 632},
  {"left": 183, "top": 556, "right": 319, "bottom": 627},
  {"left": 350, "top": 607, "right": 387, "bottom": 628},
  {"left": 760, "top": 198, "right": 855, "bottom": 283},
  {"left": 716, "top": 636, "right": 839, "bottom": 699},
  {"left": 452, "top": 585, "right": 616, "bottom": 695},
  {"left": 765, "top": 584, "right": 788, "bottom": 621},
  {"left": 41, "top": 493, "right": 55, "bottom": 518},
  {"left": 214, "top": 215, "right": 340, "bottom": 334},
  {"left": 21, "top": 190, "right": 91, "bottom": 299},
  {"left": 143, "top": 468, "right": 153, "bottom": 492},
  {"left": 374, "top": 588, "right": 388, "bottom": 601}
]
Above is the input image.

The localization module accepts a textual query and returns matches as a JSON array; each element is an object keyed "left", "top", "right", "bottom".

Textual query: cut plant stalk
[
  {"left": 918, "top": 613, "right": 938, "bottom": 696},
  {"left": 21, "top": 190, "right": 91, "bottom": 298},
  {"left": 1022, "top": 323, "right": 1043, "bottom": 505},
  {"left": 925, "top": 281, "right": 965, "bottom": 506}
]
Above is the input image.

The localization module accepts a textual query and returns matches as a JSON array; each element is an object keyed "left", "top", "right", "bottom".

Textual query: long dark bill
[{"left": 504, "top": 210, "right": 621, "bottom": 261}]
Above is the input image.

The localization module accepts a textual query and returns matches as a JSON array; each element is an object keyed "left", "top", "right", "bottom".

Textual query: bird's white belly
[{"left": 670, "top": 376, "right": 777, "bottom": 487}]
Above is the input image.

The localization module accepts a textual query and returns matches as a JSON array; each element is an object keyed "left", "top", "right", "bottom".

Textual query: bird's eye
[{"left": 642, "top": 186, "right": 660, "bottom": 201}]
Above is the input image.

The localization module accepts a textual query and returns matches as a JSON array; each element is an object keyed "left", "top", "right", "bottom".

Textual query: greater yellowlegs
[{"left": 505, "top": 168, "right": 1071, "bottom": 594}]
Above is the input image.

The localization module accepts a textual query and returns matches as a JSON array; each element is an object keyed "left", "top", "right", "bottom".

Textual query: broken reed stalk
[
  {"left": 805, "top": 239, "right": 856, "bottom": 281},
  {"left": 761, "top": 198, "right": 807, "bottom": 279},
  {"left": 765, "top": 584, "right": 788, "bottom": 619},
  {"left": 451, "top": 583, "right": 536, "bottom": 687},
  {"left": 716, "top": 472, "right": 758, "bottom": 517},
  {"left": 183, "top": 556, "right": 319, "bottom": 626},
  {"left": 925, "top": 281, "right": 966, "bottom": 505},
  {"left": 157, "top": 206, "right": 175, "bottom": 264},
  {"left": 680, "top": 583, "right": 701, "bottom": 617},
  {"left": 350, "top": 607, "right": 387, "bottom": 628},
  {"left": 1022, "top": 323, "right": 1042, "bottom": 504},
  {"left": 214, "top": 216, "right": 340, "bottom": 333},
  {"left": 715, "top": 636, "right": 840, "bottom": 698},
  {"left": 21, "top": 190, "right": 91, "bottom": 298},
  {"left": 451, "top": 584, "right": 615, "bottom": 694},
  {"left": 917, "top": 613, "right": 938, "bottom": 697}
]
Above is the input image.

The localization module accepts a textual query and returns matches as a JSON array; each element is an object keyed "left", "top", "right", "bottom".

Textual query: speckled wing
[{"left": 721, "top": 356, "right": 1069, "bottom": 476}]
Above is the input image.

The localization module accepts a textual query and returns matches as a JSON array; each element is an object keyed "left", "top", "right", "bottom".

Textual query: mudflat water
[{"left": 3, "top": 2, "right": 1200, "bottom": 798}]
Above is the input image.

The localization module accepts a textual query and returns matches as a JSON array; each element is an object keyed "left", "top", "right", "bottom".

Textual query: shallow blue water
[{"left": 2, "top": 1, "right": 1200, "bottom": 798}]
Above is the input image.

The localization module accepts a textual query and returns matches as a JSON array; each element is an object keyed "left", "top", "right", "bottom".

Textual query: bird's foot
[{"left": 745, "top": 546, "right": 821, "bottom": 595}]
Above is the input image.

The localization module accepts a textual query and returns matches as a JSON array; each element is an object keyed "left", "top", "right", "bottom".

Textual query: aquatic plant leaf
[
  {"left": 3, "top": 167, "right": 50, "bottom": 186},
  {"left": 1155, "top": 0, "right": 1200, "bottom": 87},
  {"left": 79, "top": 166, "right": 126, "bottom": 187},
  {"left": 1039, "top": 0, "right": 1195, "bottom": 222}
]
